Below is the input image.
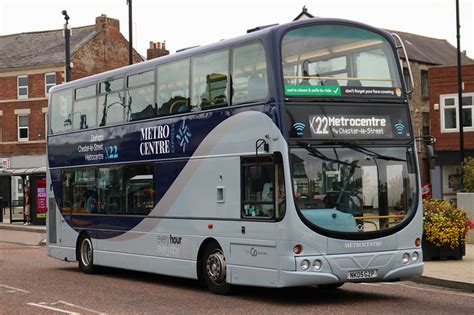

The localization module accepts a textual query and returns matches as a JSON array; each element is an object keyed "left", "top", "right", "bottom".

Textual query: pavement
[{"left": 0, "top": 222, "right": 472, "bottom": 292}]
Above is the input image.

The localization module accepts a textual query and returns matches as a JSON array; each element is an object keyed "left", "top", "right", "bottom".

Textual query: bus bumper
[
  {"left": 279, "top": 270, "right": 340, "bottom": 287},
  {"left": 382, "top": 262, "right": 424, "bottom": 281}
]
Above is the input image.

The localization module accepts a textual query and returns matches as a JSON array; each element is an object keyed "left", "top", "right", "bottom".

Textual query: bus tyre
[
  {"left": 78, "top": 235, "right": 96, "bottom": 274},
  {"left": 202, "top": 242, "right": 231, "bottom": 295}
]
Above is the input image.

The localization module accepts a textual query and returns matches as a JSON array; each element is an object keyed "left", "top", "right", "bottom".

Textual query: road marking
[
  {"left": 27, "top": 303, "right": 80, "bottom": 314},
  {"left": 56, "top": 300, "right": 107, "bottom": 314},
  {"left": 0, "top": 285, "right": 29, "bottom": 293},
  {"left": 27, "top": 300, "right": 107, "bottom": 315}
]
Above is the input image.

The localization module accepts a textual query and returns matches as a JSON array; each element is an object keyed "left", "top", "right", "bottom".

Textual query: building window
[
  {"left": 18, "top": 115, "right": 29, "bottom": 141},
  {"left": 421, "top": 70, "right": 428, "bottom": 100},
  {"left": 17, "top": 75, "right": 28, "bottom": 99},
  {"left": 45, "top": 73, "right": 56, "bottom": 95},
  {"left": 463, "top": 95, "right": 474, "bottom": 129},
  {"left": 422, "top": 112, "right": 430, "bottom": 136},
  {"left": 440, "top": 93, "right": 474, "bottom": 132}
]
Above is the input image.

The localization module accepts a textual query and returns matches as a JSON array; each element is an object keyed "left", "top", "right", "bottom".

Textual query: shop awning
[{"left": 0, "top": 166, "right": 46, "bottom": 176}]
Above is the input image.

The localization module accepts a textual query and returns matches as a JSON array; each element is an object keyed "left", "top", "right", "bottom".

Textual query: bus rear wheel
[
  {"left": 78, "top": 234, "right": 96, "bottom": 274},
  {"left": 202, "top": 242, "right": 231, "bottom": 295}
]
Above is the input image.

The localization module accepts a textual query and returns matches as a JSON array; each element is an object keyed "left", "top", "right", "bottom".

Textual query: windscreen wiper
[
  {"left": 336, "top": 141, "right": 406, "bottom": 162},
  {"left": 297, "top": 141, "right": 359, "bottom": 168}
]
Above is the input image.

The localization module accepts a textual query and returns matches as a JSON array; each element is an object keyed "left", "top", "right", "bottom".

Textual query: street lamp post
[
  {"left": 456, "top": 0, "right": 464, "bottom": 190},
  {"left": 127, "top": 0, "right": 133, "bottom": 65},
  {"left": 62, "top": 10, "right": 72, "bottom": 82}
]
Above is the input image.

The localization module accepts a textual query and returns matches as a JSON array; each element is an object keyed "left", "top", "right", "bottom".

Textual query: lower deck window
[{"left": 61, "top": 163, "right": 154, "bottom": 215}]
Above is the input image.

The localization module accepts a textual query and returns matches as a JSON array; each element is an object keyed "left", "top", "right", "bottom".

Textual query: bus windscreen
[{"left": 282, "top": 24, "right": 403, "bottom": 98}]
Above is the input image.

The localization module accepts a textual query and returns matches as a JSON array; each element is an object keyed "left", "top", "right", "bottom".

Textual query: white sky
[{"left": 1, "top": 0, "right": 473, "bottom": 59}]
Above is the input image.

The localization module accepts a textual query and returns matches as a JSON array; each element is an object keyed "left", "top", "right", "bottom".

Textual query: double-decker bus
[{"left": 47, "top": 18, "right": 422, "bottom": 294}]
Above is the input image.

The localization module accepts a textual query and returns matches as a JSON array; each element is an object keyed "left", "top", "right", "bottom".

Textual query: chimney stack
[
  {"left": 147, "top": 41, "right": 169, "bottom": 60},
  {"left": 96, "top": 14, "right": 120, "bottom": 32}
]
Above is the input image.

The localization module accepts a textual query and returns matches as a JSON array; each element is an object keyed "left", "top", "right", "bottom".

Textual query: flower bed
[{"left": 422, "top": 198, "right": 473, "bottom": 260}]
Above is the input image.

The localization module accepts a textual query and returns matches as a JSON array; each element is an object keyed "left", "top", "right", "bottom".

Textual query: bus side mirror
[
  {"left": 406, "top": 149, "right": 415, "bottom": 174},
  {"left": 426, "top": 145, "right": 437, "bottom": 170}
]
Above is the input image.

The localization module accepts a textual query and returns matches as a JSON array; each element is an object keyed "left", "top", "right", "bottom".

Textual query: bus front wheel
[
  {"left": 201, "top": 242, "right": 231, "bottom": 295},
  {"left": 78, "top": 234, "right": 96, "bottom": 274}
]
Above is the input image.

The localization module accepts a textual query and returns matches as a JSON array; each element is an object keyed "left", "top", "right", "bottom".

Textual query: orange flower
[{"left": 423, "top": 198, "right": 472, "bottom": 248}]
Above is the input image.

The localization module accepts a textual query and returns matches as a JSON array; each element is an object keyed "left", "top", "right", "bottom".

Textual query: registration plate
[{"left": 347, "top": 269, "right": 377, "bottom": 280}]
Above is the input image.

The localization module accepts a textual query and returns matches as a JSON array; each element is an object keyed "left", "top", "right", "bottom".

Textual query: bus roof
[{"left": 49, "top": 18, "right": 393, "bottom": 95}]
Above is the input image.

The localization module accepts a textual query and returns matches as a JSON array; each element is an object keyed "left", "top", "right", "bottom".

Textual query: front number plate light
[{"left": 347, "top": 269, "right": 378, "bottom": 280}]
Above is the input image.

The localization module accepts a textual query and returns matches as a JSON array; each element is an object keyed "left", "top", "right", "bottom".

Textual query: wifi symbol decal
[
  {"left": 293, "top": 122, "right": 306, "bottom": 137},
  {"left": 394, "top": 121, "right": 406, "bottom": 135}
]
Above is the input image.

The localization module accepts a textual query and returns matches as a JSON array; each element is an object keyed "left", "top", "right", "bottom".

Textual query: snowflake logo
[{"left": 176, "top": 120, "right": 192, "bottom": 153}]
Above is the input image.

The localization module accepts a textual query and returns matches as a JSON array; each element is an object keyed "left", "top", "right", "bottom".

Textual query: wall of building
[
  {"left": 428, "top": 64, "right": 474, "bottom": 201},
  {"left": 403, "top": 60, "right": 432, "bottom": 184},
  {"left": 428, "top": 64, "right": 474, "bottom": 151},
  {"left": 0, "top": 67, "right": 61, "bottom": 157}
]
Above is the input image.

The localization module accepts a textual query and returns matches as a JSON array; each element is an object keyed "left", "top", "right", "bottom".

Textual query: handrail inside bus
[
  {"left": 283, "top": 39, "right": 384, "bottom": 64},
  {"left": 353, "top": 214, "right": 405, "bottom": 220}
]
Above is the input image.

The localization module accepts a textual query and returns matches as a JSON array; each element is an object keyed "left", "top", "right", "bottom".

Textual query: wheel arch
[{"left": 75, "top": 231, "right": 90, "bottom": 262}]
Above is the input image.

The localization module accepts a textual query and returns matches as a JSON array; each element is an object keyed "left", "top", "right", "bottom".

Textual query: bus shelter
[{"left": 0, "top": 167, "right": 46, "bottom": 225}]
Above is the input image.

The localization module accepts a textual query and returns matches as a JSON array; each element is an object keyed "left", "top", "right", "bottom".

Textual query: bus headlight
[
  {"left": 301, "top": 259, "right": 310, "bottom": 271},
  {"left": 402, "top": 253, "right": 410, "bottom": 264},
  {"left": 313, "top": 259, "right": 322, "bottom": 271},
  {"left": 412, "top": 252, "right": 419, "bottom": 262}
]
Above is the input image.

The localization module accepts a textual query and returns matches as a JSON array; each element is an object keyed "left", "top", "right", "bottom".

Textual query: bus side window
[
  {"left": 98, "top": 77, "right": 125, "bottom": 126},
  {"left": 191, "top": 50, "right": 229, "bottom": 110},
  {"left": 241, "top": 155, "right": 285, "bottom": 220},
  {"left": 231, "top": 42, "right": 268, "bottom": 105},
  {"left": 157, "top": 59, "right": 190, "bottom": 116},
  {"left": 127, "top": 70, "right": 155, "bottom": 122},
  {"left": 50, "top": 89, "right": 73, "bottom": 134}
]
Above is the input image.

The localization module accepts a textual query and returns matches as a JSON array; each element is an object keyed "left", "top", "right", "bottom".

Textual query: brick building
[
  {"left": 0, "top": 15, "right": 143, "bottom": 223},
  {"left": 428, "top": 64, "right": 474, "bottom": 201},
  {"left": 390, "top": 31, "right": 473, "bottom": 184}
]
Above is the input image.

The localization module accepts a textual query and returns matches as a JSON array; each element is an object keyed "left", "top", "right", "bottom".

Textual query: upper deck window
[
  {"left": 50, "top": 89, "right": 73, "bottom": 134},
  {"left": 127, "top": 70, "right": 155, "bottom": 121},
  {"left": 191, "top": 50, "right": 229, "bottom": 110},
  {"left": 98, "top": 77, "right": 125, "bottom": 126},
  {"left": 282, "top": 25, "right": 402, "bottom": 98},
  {"left": 157, "top": 59, "right": 190, "bottom": 116},
  {"left": 232, "top": 43, "right": 268, "bottom": 104}
]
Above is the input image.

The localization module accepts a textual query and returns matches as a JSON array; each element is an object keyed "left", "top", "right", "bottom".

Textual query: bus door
[{"left": 229, "top": 153, "right": 285, "bottom": 282}]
